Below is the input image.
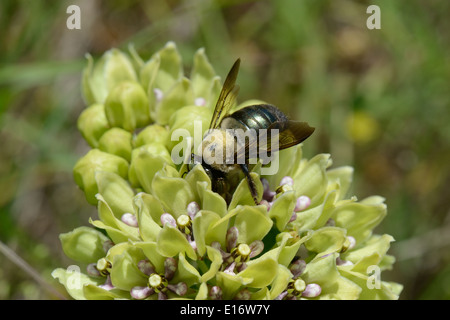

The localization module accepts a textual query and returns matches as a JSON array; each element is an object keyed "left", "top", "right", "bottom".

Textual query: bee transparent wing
[
  {"left": 235, "top": 120, "right": 315, "bottom": 161},
  {"left": 209, "top": 58, "right": 241, "bottom": 129},
  {"left": 266, "top": 120, "right": 315, "bottom": 152}
]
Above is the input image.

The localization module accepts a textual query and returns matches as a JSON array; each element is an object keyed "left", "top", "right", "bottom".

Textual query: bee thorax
[{"left": 199, "top": 129, "right": 241, "bottom": 170}]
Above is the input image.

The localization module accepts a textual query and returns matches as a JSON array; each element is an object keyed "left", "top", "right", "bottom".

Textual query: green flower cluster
[{"left": 52, "top": 42, "right": 402, "bottom": 300}]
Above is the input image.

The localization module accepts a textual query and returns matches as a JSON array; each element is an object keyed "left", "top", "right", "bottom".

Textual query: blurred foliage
[{"left": 0, "top": 0, "right": 449, "bottom": 299}]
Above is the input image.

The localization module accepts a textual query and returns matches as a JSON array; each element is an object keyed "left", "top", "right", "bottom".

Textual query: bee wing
[
  {"left": 266, "top": 120, "right": 315, "bottom": 152},
  {"left": 235, "top": 120, "right": 315, "bottom": 161},
  {"left": 209, "top": 59, "right": 241, "bottom": 129}
]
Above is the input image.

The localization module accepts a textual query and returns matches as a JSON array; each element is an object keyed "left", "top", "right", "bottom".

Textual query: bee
[{"left": 190, "top": 58, "right": 315, "bottom": 204}]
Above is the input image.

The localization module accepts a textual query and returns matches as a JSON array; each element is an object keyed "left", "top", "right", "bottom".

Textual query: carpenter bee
[{"left": 190, "top": 58, "right": 315, "bottom": 204}]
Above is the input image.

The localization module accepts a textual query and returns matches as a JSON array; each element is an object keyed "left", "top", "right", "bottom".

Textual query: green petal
[
  {"left": 77, "top": 103, "right": 110, "bottom": 148},
  {"left": 132, "top": 241, "right": 166, "bottom": 273},
  {"left": 343, "top": 234, "right": 395, "bottom": 273},
  {"left": 52, "top": 267, "right": 103, "bottom": 300},
  {"left": 166, "top": 106, "right": 212, "bottom": 152},
  {"left": 152, "top": 168, "right": 195, "bottom": 217},
  {"left": 302, "top": 253, "right": 361, "bottom": 300},
  {"left": 110, "top": 246, "right": 148, "bottom": 291},
  {"left": 139, "top": 54, "right": 160, "bottom": 98},
  {"left": 190, "top": 48, "right": 216, "bottom": 100},
  {"left": 291, "top": 190, "right": 337, "bottom": 233},
  {"left": 251, "top": 287, "right": 270, "bottom": 300},
  {"left": 304, "top": 226, "right": 347, "bottom": 256},
  {"left": 263, "top": 145, "right": 301, "bottom": 188},
  {"left": 269, "top": 264, "right": 292, "bottom": 299},
  {"left": 201, "top": 246, "right": 223, "bottom": 283},
  {"left": 83, "top": 49, "right": 138, "bottom": 105},
  {"left": 91, "top": 195, "right": 140, "bottom": 243},
  {"left": 81, "top": 54, "right": 98, "bottom": 105},
  {"left": 59, "top": 226, "right": 109, "bottom": 264},
  {"left": 215, "top": 272, "right": 247, "bottom": 299},
  {"left": 332, "top": 198, "right": 387, "bottom": 243},
  {"left": 228, "top": 172, "right": 263, "bottom": 210},
  {"left": 104, "top": 80, "right": 150, "bottom": 131},
  {"left": 156, "top": 77, "right": 194, "bottom": 125},
  {"left": 234, "top": 205, "right": 273, "bottom": 245},
  {"left": 133, "top": 193, "right": 163, "bottom": 242},
  {"left": 198, "top": 183, "right": 227, "bottom": 217},
  {"left": 83, "top": 284, "right": 128, "bottom": 300},
  {"left": 128, "top": 143, "right": 172, "bottom": 191},
  {"left": 73, "top": 149, "right": 129, "bottom": 205},
  {"left": 95, "top": 171, "right": 135, "bottom": 219},
  {"left": 269, "top": 190, "right": 296, "bottom": 231},
  {"left": 153, "top": 41, "right": 183, "bottom": 92},
  {"left": 340, "top": 269, "right": 400, "bottom": 300},
  {"left": 326, "top": 166, "right": 354, "bottom": 200},
  {"left": 133, "top": 124, "right": 168, "bottom": 148},
  {"left": 276, "top": 234, "right": 305, "bottom": 267},
  {"left": 192, "top": 210, "right": 223, "bottom": 256},
  {"left": 171, "top": 252, "right": 201, "bottom": 287},
  {"left": 98, "top": 127, "right": 133, "bottom": 162},
  {"left": 157, "top": 224, "right": 196, "bottom": 260},
  {"left": 292, "top": 153, "right": 331, "bottom": 207},
  {"left": 238, "top": 256, "right": 278, "bottom": 288},
  {"left": 195, "top": 282, "right": 209, "bottom": 300}
]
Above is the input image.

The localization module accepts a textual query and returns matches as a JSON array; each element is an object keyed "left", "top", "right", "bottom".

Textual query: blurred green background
[{"left": 0, "top": 0, "right": 449, "bottom": 299}]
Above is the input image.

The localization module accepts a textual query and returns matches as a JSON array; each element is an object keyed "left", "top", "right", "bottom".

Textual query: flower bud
[
  {"left": 301, "top": 283, "right": 321, "bottom": 298},
  {"left": 294, "top": 195, "right": 311, "bottom": 212},
  {"left": 82, "top": 49, "right": 138, "bottom": 105},
  {"left": 105, "top": 80, "right": 150, "bottom": 132},
  {"left": 73, "top": 149, "right": 129, "bottom": 205},
  {"left": 98, "top": 127, "right": 133, "bottom": 162},
  {"left": 134, "top": 124, "right": 169, "bottom": 148},
  {"left": 77, "top": 103, "right": 110, "bottom": 148}
]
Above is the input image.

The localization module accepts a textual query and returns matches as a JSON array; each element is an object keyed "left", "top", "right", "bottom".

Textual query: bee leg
[{"left": 239, "top": 164, "right": 259, "bottom": 205}]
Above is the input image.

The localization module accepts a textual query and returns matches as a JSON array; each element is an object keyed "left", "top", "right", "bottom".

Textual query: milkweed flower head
[{"left": 52, "top": 42, "right": 402, "bottom": 300}]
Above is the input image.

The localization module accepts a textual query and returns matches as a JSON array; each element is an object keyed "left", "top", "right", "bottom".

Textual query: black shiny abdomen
[{"left": 220, "top": 104, "right": 287, "bottom": 131}]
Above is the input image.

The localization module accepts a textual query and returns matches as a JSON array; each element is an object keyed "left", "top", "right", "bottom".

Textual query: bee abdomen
[{"left": 221, "top": 104, "right": 288, "bottom": 131}]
